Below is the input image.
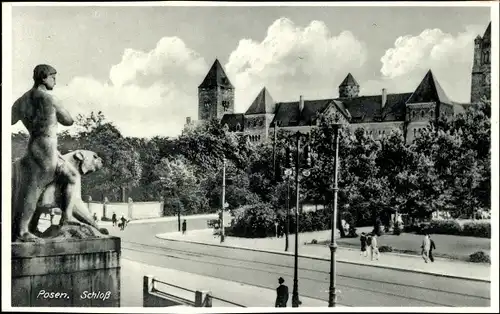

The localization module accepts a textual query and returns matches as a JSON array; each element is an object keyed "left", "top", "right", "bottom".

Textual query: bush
[
  {"left": 230, "top": 203, "right": 277, "bottom": 238},
  {"left": 373, "top": 218, "right": 384, "bottom": 236},
  {"left": 379, "top": 245, "right": 393, "bottom": 253},
  {"left": 427, "top": 220, "right": 462, "bottom": 235},
  {"left": 469, "top": 251, "right": 490, "bottom": 263},
  {"left": 311, "top": 239, "right": 318, "bottom": 244},
  {"left": 347, "top": 225, "right": 358, "bottom": 238},
  {"left": 462, "top": 221, "right": 491, "bottom": 238}
]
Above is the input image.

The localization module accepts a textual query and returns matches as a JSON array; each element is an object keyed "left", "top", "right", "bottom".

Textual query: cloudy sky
[{"left": 8, "top": 4, "right": 491, "bottom": 138}]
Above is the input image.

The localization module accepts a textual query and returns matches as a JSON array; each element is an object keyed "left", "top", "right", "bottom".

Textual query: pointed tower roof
[
  {"left": 483, "top": 22, "right": 491, "bottom": 42},
  {"left": 406, "top": 70, "right": 451, "bottom": 105},
  {"left": 198, "top": 59, "right": 234, "bottom": 89},
  {"left": 245, "top": 87, "right": 276, "bottom": 114},
  {"left": 339, "top": 73, "right": 359, "bottom": 87}
]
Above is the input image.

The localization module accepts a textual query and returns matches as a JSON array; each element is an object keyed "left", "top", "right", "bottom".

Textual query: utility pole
[
  {"left": 221, "top": 157, "right": 226, "bottom": 243},
  {"left": 328, "top": 125, "right": 340, "bottom": 307},
  {"left": 292, "top": 133, "right": 300, "bottom": 308}
]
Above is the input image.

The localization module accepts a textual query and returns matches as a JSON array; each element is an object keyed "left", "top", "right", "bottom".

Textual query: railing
[{"left": 143, "top": 276, "right": 246, "bottom": 308}]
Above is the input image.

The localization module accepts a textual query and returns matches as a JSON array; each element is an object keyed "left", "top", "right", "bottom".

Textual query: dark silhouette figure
[
  {"left": 275, "top": 277, "right": 289, "bottom": 307},
  {"left": 182, "top": 219, "right": 187, "bottom": 235},
  {"left": 429, "top": 235, "right": 436, "bottom": 262},
  {"left": 112, "top": 212, "right": 117, "bottom": 226},
  {"left": 119, "top": 215, "right": 127, "bottom": 230}
]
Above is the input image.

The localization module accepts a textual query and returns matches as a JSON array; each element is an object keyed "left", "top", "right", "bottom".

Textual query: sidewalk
[
  {"left": 121, "top": 258, "right": 330, "bottom": 307},
  {"left": 156, "top": 229, "right": 491, "bottom": 282}
]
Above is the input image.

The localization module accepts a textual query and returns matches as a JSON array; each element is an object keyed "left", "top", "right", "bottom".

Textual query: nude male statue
[{"left": 11, "top": 64, "right": 81, "bottom": 242}]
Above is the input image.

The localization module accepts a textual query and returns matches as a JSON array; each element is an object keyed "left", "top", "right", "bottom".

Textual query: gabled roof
[
  {"left": 339, "top": 73, "right": 359, "bottom": 87},
  {"left": 220, "top": 113, "right": 244, "bottom": 132},
  {"left": 483, "top": 22, "right": 491, "bottom": 42},
  {"left": 341, "top": 93, "right": 412, "bottom": 123},
  {"left": 406, "top": 70, "right": 451, "bottom": 105},
  {"left": 270, "top": 99, "right": 345, "bottom": 127},
  {"left": 245, "top": 87, "right": 276, "bottom": 114},
  {"left": 198, "top": 59, "right": 234, "bottom": 89}
]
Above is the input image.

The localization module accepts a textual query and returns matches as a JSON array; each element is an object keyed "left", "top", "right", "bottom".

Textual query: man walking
[
  {"left": 360, "top": 232, "right": 368, "bottom": 257},
  {"left": 421, "top": 233, "right": 431, "bottom": 263},
  {"left": 182, "top": 219, "right": 187, "bottom": 235},
  {"left": 429, "top": 234, "right": 436, "bottom": 262},
  {"left": 371, "top": 234, "right": 380, "bottom": 261},
  {"left": 275, "top": 277, "right": 289, "bottom": 307},
  {"left": 112, "top": 212, "right": 117, "bottom": 227}
]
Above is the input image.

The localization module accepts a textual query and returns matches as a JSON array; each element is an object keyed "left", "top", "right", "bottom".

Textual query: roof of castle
[
  {"left": 220, "top": 113, "right": 245, "bottom": 132},
  {"left": 198, "top": 59, "right": 234, "bottom": 89},
  {"left": 483, "top": 22, "right": 491, "bottom": 41},
  {"left": 245, "top": 87, "right": 276, "bottom": 114},
  {"left": 406, "top": 70, "right": 452, "bottom": 105},
  {"left": 339, "top": 73, "right": 359, "bottom": 87}
]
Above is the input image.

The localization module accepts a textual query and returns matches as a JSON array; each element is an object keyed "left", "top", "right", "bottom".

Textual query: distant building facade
[{"left": 186, "top": 22, "right": 491, "bottom": 144}]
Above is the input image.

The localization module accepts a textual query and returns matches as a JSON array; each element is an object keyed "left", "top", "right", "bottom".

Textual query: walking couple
[
  {"left": 421, "top": 233, "right": 436, "bottom": 263},
  {"left": 360, "top": 232, "right": 379, "bottom": 261}
]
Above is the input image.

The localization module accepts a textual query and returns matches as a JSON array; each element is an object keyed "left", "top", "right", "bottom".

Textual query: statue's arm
[{"left": 50, "top": 95, "right": 74, "bottom": 126}]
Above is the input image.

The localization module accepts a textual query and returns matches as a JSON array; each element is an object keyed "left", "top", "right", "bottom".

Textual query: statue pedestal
[{"left": 11, "top": 237, "right": 121, "bottom": 307}]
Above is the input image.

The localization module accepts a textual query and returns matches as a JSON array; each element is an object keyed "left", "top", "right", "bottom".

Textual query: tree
[
  {"left": 152, "top": 157, "right": 205, "bottom": 215},
  {"left": 75, "top": 112, "right": 142, "bottom": 202}
]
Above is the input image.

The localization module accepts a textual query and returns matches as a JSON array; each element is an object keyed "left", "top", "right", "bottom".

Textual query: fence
[
  {"left": 143, "top": 276, "right": 245, "bottom": 308},
  {"left": 87, "top": 197, "right": 163, "bottom": 220}
]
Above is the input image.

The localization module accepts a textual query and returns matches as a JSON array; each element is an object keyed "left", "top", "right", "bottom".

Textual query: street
[{"left": 110, "top": 219, "right": 490, "bottom": 307}]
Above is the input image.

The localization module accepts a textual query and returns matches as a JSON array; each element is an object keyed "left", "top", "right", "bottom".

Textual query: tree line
[{"left": 11, "top": 99, "right": 491, "bottom": 224}]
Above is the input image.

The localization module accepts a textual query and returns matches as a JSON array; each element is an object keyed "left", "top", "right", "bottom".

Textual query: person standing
[
  {"left": 421, "top": 233, "right": 431, "bottom": 263},
  {"left": 429, "top": 234, "right": 436, "bottom": 263},
  {"left": 275, "top": 277, "right": 289, "bottom": 307},
  {"left": 366, "top": 233, "right": 373, "bottom": 259},
  {"left": 112, "top": 212, "right": 117, "bottom": 227},
  {"left": 360, "top": 232, "right": 368, "bottom": 257},
  {"left": 93, "top": 213, "right": 98, "bottom": 223},
  {"left": 371, "top": 234, "right": 380, "bottom": 261},
  {"left": 182, "top": 219, "right": 187, "bottom": 235},
  {"left": 120, "top": 215, "right": 127, "bottom": 231}
]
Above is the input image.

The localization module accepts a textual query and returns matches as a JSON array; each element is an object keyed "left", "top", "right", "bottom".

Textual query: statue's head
[{"left": 33, "top": 64, "right": 57, "bottom": 90}]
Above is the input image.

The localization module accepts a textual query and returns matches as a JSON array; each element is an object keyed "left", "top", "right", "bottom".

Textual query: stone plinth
[{"left": 11, "top": 237, "right": 121, "bottom": 307}]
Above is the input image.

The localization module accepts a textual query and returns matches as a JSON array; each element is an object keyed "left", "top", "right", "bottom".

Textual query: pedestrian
[
  {"left": 93, "top": 213, "right": 98, "bottom": 223},
  {"left": 182, "top": 219, "right": 187, "bottom": 235},
  {"left": 112, "top": 212, "right": 117, "bottom": 227},
  {"left": 421, "top": 233, "right": 430, "bottom": 263},
  {"left": 429, "top": 234, "right": 436, "bottom": 263},
  {"left": 360, "top": 232, "right": 368, "bottom": 257},
  {"left": 119, "top": 215, "right": 127, "bottom": 231},
  {"left": 366, "top": 233, "right": 373, "bottom": 258},
  {"left": 275, "top": 277, "right": 289, "bottom": 307},
  {"left": 371, "top": 234, "right": 380, "bottom": 261}
]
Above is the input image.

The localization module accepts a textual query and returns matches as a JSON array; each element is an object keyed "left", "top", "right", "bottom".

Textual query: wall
[{"left": 88, "top": 201, "right": 163, "bottom": 220}]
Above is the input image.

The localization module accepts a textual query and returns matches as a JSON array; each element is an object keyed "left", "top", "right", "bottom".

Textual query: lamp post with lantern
[{"left": 283, "top": 128, "right": 313, "bottom": 308}]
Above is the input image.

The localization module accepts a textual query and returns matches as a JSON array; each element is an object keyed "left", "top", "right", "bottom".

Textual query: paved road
[{"left": 109, "top": 218, "right": 490, "bottom": 307}]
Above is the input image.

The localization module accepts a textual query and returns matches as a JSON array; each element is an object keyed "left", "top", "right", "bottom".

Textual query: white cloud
[
  {"left": 373, "top": 25, "right": 486, "bottom": 102},
  {"left": 225, "top": 18, "right": 367, "bottom": 111},
  {"left": 44, "top": 36, "right": 209, "bottom": 138}
]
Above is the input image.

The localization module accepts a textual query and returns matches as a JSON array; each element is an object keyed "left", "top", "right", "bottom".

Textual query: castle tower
[
  {"left": 471, "top": 22, "right": 491, "bottom": 103},
  {"left": 198, "top": 59, "right": 235, "bottom": 121},
  {"left": 244, "top": 87, "right": 276, "bottom": 143},
  {"left": 338, "top": 73, "right": 360, "bottom": 98}
]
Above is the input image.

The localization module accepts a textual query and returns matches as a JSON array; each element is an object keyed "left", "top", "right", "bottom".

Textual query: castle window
[
  {"left": 420, "top": 110, "right": 425, "bottom": 118},
  {"left": 483, "top": 50, "right": 490, "bottom": 64},
  {"left": 430, "top": 109, "right": 434, "bottom": 117},
  {"left": 413, "top": 129, "right": 417, "bottom": 137},
  {"left": 204, "top": 101, "right": 210, "bottom": 108},
  {"left": 236, "top": 123, "right": 241, "bottom": 131},
  {"left": 222, "top": 100, "right": 230, "bottom": 111}
]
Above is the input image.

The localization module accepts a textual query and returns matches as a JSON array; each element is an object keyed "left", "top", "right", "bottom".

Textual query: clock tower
[{"left": 198, "top": 59, "right": 235, "bottom": 121}]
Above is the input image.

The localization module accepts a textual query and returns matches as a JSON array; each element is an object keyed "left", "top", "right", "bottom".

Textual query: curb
[{"left": 155, "top": 234, "right": 491, "bottom": 283}]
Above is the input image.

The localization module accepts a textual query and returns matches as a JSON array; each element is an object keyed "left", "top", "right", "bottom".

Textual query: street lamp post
[
  {"left": 221, "top": 157, "right": 226, "bottom": 243},
  {"left": 284, "top": 172, "right": 291, "bottom": 252},
  {"left": 328, "top": 124, "right": 341, "bottom": 307},
  {"left": 284, "top": 129, "right": 312, "bottom": 308}
]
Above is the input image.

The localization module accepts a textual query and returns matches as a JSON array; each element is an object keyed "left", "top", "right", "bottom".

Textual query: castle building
[
  {"left": 187, "top": 22, "right": 491, "bottom": 144},
  {"left": 471, "top": 22, "right": 491, "bottom": 104}
]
